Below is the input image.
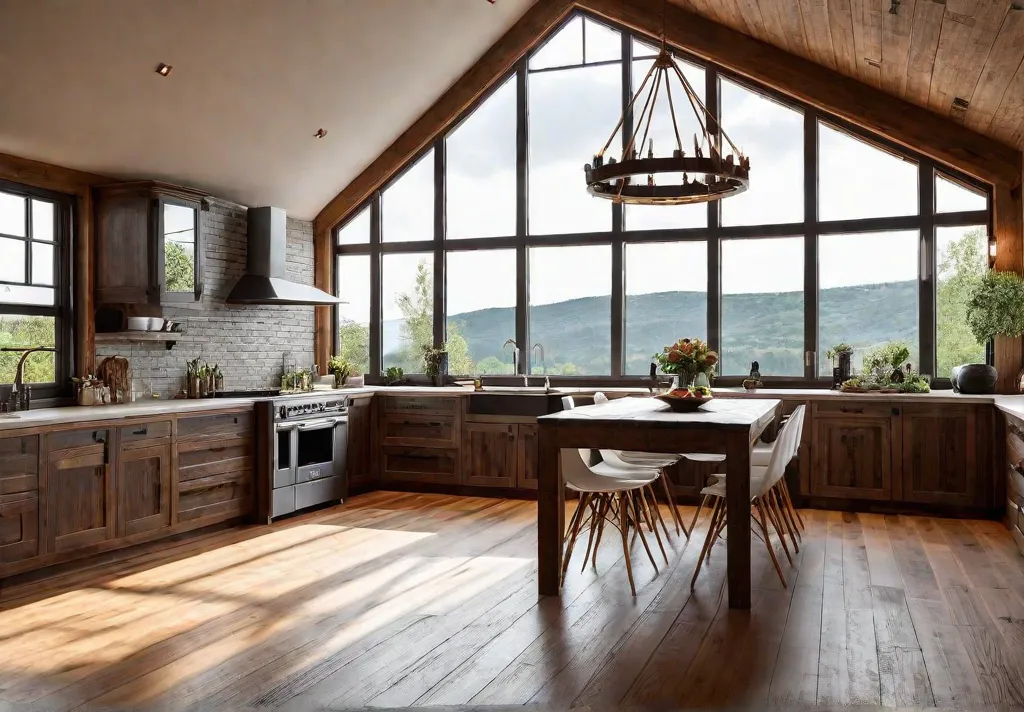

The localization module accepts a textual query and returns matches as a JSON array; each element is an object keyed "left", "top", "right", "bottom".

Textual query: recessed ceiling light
[
  {"left": 314, "top": 128, "right": 328, "bottom": 139},
  {"left": 156, "top": 63, "right": 172, "bottom": 77}
]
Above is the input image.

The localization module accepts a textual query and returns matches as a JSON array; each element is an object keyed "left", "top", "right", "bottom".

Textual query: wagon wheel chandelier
[{"left": 583, "top": 16, "right": 750, "bottom": 205}]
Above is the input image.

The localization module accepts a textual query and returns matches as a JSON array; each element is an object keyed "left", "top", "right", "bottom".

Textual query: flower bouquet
[{"left": 653, "top": 337, "right": 718, "bottom": 388}]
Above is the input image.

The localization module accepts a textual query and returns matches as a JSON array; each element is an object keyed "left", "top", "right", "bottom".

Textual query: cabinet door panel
[
  {"left": 381, "top": 447, "right": 459, "bottom": 484},
  {"left": 902, "top": 406, "right": 980, "bottom": 506},
  {"left": 463, "top": 423, "right": 516, "bottom": 487},
  {"left": 0, "top": 493, "right": 38, "bottom": 565},
  {"left": 120, "top": 444, "right": 172, "bottom": 536},
  {"left": 347, "top": 399, "right": 375, "bottom": 488},
  {"left": 811, "top": 416, "right": 892, "bottom": 500},
  {"left": 48, "top": 448, "right": 113, "bottom": 552},
  {"left": 517, "top": 424, "right": 539, "bottom": 490},
  {"left": 382, "top": 414, "right": 458, "bottom": 448}
]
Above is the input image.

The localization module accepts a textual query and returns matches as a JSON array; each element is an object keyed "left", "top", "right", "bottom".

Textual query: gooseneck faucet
[
  {"left": 503, "top": 338, "right": 520, "bottom": 379},
  {"left": 1, "top": 346, "right": 57, "bottom": 412}
]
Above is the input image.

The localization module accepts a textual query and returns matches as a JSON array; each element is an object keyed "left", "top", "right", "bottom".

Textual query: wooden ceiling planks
[
  {"left": 667, "top": 0, "right": 1024, "bottom": 148},
  {"left": 904, "top": 0, "right": 945, "bottom": 107}
]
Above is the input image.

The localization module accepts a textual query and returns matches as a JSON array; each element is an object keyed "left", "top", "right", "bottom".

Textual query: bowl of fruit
[{"left": 654, "top": 386, "right": 713, "bottom": 412}]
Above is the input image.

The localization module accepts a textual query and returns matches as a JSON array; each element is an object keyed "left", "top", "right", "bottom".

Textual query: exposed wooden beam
[
  {"left": 0, "top": 152, "right": 109, "bottom": 378},
  {"left": 312, "top": 0, "right": 577, "bottom": 370},
  {"left": 579, "top": 0, "right": 1021, "bottom": 189}
]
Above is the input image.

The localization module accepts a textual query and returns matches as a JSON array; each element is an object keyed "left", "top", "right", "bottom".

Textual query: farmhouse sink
[{"left": 468, "top": 390, "right": 566, "bottom": 417}]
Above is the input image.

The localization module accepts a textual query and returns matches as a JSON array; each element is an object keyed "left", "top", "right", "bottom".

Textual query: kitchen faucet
[
  {"left": 1, "top": 346, "right": 57, "bottom": 412},
  {"left": 502, "top": 338, "right": 522, "bottom": 382},
  {"left": 532, "top": 343, "right": 545, "bottom": 388}
]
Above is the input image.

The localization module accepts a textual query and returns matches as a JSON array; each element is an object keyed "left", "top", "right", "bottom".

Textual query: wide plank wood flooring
[{"left": 2, "top": 491, "right": 1024, "bottom": 711}]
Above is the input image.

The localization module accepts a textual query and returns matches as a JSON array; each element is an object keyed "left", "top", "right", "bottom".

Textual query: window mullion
[
  {"left": 515, "top": 57, "right": 529, "bottom": 373},
  {"left": 919, "top": 160, "right": 937, "bottom": 377},
  {"left": 706, "top": 66, "right": 721, "bottom": 360},
  {"left": 804, "top": 109, "right": 818, "bottom": 380},
  {"left": 369, "top": 195, "right": 382, "bottom": 381},
  {"left": 433, "top": 138, "right": 446, "bottom": 351},
  {"left": 610, "top": 29, "right": 630, "bottom": 379}
]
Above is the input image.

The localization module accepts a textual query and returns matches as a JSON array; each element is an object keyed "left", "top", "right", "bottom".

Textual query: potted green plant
[
  {"left": 383, "top": 366, "right": 404, "bottom": 386},
  {"left": 328, "top": 355, "right": 354, "bottom": 388},
  {"left": 423, "top": 344, "right": 449, "bottom": 387},
  {"left": 824, "top": 343, "right": 854, "bottom": 388},
  {"left": 964, "top": 270, "right": 1024, "bottom": 391}
]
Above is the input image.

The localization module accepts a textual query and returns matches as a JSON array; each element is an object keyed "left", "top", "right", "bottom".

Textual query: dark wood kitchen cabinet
[
  {"left": 901, "top": 404, "right": 985, "bottom": 507},
  {"left": 463, "top": 423, "right": 518, "bottom": 487},
  {"left": 118, "top": 443, "right": 172, "bottom": 536},
  {"left": 516, "top": 424, "right": 539, "bottom": 490},
  {"left": 45, "top": 435, "right": 115, "bottom": 553},
  {"left": 346, "top": 396, "right": 376, "bottom": 489},
  {"left": 810, "top": 404, "right": 894, "bottom": 501},
  {"left": 0, "top": 492, "right": 39, "bottom": 565},
  {"left": 176, "top": 434, "right": 253, "bottom": 524},
  {"left": 94, "top": 181, "right": 207, "bottom": 306}
]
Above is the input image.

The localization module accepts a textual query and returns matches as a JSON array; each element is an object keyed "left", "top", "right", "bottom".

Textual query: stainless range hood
[{"left": 225, "top": 206, "right": 342, "bottom": 305}]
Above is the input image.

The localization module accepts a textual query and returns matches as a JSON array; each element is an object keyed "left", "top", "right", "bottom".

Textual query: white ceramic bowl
[
  {"left": 147, "top": 318, "right": 165, "bottom": 331},
  {"left": 126, "top": 317, "right": 149, "bottom": 331}
]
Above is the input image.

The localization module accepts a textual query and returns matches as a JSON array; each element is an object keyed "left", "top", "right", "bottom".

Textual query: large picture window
[
  {"left": 333, "top": 10, "right": 992, "bottom": 385},
  {"left": 0, "top": 181, "right": 72, "bottom": 395}
]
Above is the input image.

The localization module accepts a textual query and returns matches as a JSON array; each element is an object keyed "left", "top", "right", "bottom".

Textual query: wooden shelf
[{"left": 95, "top": 331, "right": 183, "bottom": 350}]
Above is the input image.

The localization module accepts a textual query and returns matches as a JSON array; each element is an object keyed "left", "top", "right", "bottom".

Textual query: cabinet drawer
[
  {"left": 177, "top": 436, "right": 252, "bottom": 482},
  {"left": 381, "top": 447, "right": 459, "bottom": 484},
  {"left": 0, "top": 491, "right": 38, "bottom": 565},
  {"left": 0, "top": 434, "right": 38, "bottom": 494},
  {"left": 1010, "top": 464, "right": 1024, "bottom": 501},
  {"left": 385, "top": 396, "right": 459, "bottom": 416},
  {"left": 177, "top": 410, "right": 252, "bottom": 440},
  {"left": 47, "top": 428, "right": 110, "bottom": 453},
  {"left": 177, "top": 472, "right": 251, "bottom": 523},
  {"left": 119, "top": 420, "right": 172, "bottom": 445},
  {"left": 382, "top": 414, "right": 458, "bottom": 447},
  {"left": 813, "top": 401, "right": 895, "bottom": 417}
]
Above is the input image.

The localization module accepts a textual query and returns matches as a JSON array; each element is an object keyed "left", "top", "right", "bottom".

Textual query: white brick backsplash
[{"left": 95, "top": 197, "right": 315, "bottom": 398}]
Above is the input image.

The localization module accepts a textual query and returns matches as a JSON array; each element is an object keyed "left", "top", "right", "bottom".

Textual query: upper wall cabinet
[{"left": 93, "top": 181, "right": 207, "bottom": 306}]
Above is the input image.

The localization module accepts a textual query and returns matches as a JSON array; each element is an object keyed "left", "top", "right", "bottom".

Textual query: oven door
[{"left": 295, "top": 416, "right": 347, "bottom": 484}]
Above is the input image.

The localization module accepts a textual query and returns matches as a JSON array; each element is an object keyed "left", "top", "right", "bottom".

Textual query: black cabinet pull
[
  {"left": 132, "top": 427, "right": 148, "bottom": 436},
  {"left": 891, "top": 407, "right": 900, "bottom": 416},
  {"left": 840, "top": 407, "right": 864, "bottom": 414}
]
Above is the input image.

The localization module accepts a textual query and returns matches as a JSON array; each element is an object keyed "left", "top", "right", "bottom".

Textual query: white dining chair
[
  {"left": 590, "top": 392, "right": 689, "bottom": 537},
  {"left": 560, "top": 447, "right": 664, "bottom": 596},
  {"left": 689, "top": 404, "right": 806, "bottom": 590}
]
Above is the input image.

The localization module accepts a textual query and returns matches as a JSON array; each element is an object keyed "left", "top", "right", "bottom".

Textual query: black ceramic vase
[{"left": 951, "top": 363, "right": 997, "bottom": 394}]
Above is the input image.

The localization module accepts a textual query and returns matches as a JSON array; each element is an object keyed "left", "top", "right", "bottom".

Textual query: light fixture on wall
[
  {"left": 314, "top": 128, "right": 328, "bottom": 139},
  {"left": 583, "top": 0, "right": 749, "bottom": 205},
  {"left": 156, "top": 63, "right": 173, "bottom": 77}
]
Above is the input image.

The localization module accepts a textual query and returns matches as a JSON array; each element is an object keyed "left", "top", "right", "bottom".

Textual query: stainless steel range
[{"left": 267, "top": 393, "right": 348, "bottom": 518}]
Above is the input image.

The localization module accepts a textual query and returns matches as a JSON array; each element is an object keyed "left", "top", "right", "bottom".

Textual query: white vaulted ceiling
[{"left": 0, "top": 0, "right": 533, "bottom": 218}]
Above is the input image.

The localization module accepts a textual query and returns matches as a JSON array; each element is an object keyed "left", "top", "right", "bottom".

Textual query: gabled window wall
[{"left": 334, "top": 10, "right": 992, "bottom": 385}]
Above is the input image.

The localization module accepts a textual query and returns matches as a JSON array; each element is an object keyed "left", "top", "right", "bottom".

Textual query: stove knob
[
  {"left": 320, "top": 403, "right": 326, "bottom": 412},
  {"left": 279, "top": 406, "right": 287, "bottom": 419}
]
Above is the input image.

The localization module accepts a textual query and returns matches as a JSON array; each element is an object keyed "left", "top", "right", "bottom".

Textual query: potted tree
[
  {"left": 963, "top": 270, "right": 1024, "bottom": 392},
  {"left": 423, "top": 344, "right": 449, "bottom": 387}
]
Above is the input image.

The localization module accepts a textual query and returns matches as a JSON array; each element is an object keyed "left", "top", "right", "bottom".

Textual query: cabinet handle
[
  {"left": 508, "top": 427, "right": 515, "bottom": 440},
  {"left": 891, "top": 407, "right": 900, "bottom": 416},
  {"left": 840, "top": 407, "right": 864, "bottom": 414},
  {"left": 132, "top": 427, "right": 148, "bottom": 436}
]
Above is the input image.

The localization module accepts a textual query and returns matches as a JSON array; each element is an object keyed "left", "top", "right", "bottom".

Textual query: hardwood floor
[{"left": 2, "top": 491, "right": 1024, "bottom": 710}]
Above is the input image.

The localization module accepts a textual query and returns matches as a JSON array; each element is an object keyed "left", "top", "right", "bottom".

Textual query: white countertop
[{"left": 2, "top": 384, "right": 1019, "bottom": 433}]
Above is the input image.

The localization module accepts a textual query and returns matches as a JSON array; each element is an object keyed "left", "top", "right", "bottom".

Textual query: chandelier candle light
[{"left": 583, "top": 20, "right": 750, "bottom": 205}]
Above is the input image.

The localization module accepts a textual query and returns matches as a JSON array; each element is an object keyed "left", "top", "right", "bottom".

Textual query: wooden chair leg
[
  {"left": 564, "top": 492, "right": 587, "bottom": 543},
  {"left": 780, "top": 480, "right": 805, "bottom": 532},
  {"left": 778, "top": 481, "right": 802, "bottom": 545},
  {"left": 637, "top": 486, "right": 668, "bottom": 564},
  {"left": 592, "top": 495, "right": 610, "bottom": 569},
  {"left": 708, "top": 503, "right": 728, "bottom": 556},
  {"left": 688, "top": 494, "right": 708, "bottom": 538},
  {"left": 580, "top": 493, "right": 602, "bottom": 574},
  {"left": 773, "top": 486, "right": 801, "bottom": 551},
  {"left": 755, "top": 499, "right": 787, "bottom": 588},
  {"left": 618, "top": 492, "right": 637, "bottom": 596},
  {"left": 628, "top": 490, "right": 660, "bottom": 572},
  {"left": 762, "top": 494, "right": 794, "bottom": 566},
  {"left": 561, "top": 492, "right": 590, "bottom": 585},
  {"left": 690, "top": 497, "right": 723, "bottom": 590},
  {"left": 646, "top": 483, "right": 674, "bottom": 542},
  {"left": 658, "top": 471, "right": 686, "bottom": 537}
]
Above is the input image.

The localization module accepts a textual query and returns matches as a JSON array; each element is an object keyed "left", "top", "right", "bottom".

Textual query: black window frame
[
  {"left": 334, "top": 9, "right": 992, "bottom": 388},
  {"left": 0, "top": 178, "right": 74, "bottom": 400}
]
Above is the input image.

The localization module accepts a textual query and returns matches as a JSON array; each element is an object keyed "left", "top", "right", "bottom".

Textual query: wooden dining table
[{"left": 536, "top": 395, "right": 781, "bottom": 609}]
